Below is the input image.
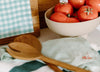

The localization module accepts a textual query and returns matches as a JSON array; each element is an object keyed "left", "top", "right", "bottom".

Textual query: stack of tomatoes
[{"left": 50, "top": 0, "right": 100, "bottom": 23}]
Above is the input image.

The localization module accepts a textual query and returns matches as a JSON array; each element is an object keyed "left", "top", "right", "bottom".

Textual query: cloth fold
[{"left": 42, "top": 37, "right": 100, "bottom": 72}]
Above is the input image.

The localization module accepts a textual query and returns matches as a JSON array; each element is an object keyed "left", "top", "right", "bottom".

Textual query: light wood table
[{"left": 38, "top": 28, "right": 100, "bottom": 51}]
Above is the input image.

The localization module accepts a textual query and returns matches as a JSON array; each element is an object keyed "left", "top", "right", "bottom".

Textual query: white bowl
[{"left": 45, "top": 7, "right": 100, "bottom": 36}]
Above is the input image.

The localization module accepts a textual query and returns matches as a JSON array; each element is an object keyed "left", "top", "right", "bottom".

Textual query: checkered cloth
[{"left": 0, "top": 0, "right": 34, "bottom": 39}]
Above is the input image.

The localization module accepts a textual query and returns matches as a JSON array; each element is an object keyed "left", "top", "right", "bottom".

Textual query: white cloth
[{"left": 42, "top": 37, "right": 100, "bottom": 72}]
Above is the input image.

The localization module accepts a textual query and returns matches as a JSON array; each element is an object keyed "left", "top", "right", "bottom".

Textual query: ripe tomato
[
  {"left": 68, "top": 0, "right": 85, "bottom": 9},
  {"left": 86, "top": 0, "right": 100, "bottom": 12},
  {"left": 54, "top": 3, "right": 73, "bottom": 15},
  {"left": 77, "top": 6, "right": 98, "bottom": 21},
  {"left": 66, "top": 17, "right": 80, "bottom": 23},
  {"left": 50, "top": 12, "right": 67, "bottom": 23},
  {"left": 72, "top": 11, "right": 78, "bottom": 18}
]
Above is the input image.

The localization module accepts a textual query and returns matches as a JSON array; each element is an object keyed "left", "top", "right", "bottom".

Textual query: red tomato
[
  {"left": 54, "top": 3, "right": 73, "bottom": 15},
  {"left": 68, "top": 0, "right": 85, "bottom": 9},
  {"left": 86, "top": 0, "right": 100, "bottom": 12},
  {"left": 72, "top": 11, "right": 78, "bottom": 18},
  {"left": 66, "top": 17, "right": 80, "bottom": 23},
  {"left": 77, "top": 6, "right": 98, "bottom": 21},
  {"left": 50, "top": 12, "right": 67, "bottom": 23}
]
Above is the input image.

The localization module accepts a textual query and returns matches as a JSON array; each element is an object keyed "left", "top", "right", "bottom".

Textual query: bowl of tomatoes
[{"left": 45, "top": 0, "right": 100, "bottom": 36}]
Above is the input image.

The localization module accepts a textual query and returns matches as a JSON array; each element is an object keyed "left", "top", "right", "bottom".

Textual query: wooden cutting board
[
  {"left": 0, "top": 0, "right": 59, "bottom": 45},
  {"left": 38, "top": 0, "right": 59, "bottom": 28},
  {"left": 38, "top": 0, "right": 59, "bottom": 12}
]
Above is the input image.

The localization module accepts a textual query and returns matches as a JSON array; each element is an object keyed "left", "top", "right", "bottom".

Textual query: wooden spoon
[
  {"left": 14, "top": 34, "right": 62, "bottom": 72},
  {"left": 7, "top": 42, "right": 90, "bottom": 72},
  {"left": 14, "top": 34, "right": 42, "bottom": 52}
]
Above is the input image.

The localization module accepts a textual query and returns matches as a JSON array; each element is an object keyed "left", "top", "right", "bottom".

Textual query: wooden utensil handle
[
  {"left": 40, "top": 55, "right": 90, "bottom": 72},
  {"left": 46, "top": 63, "right": 63, "bottom": 72}
]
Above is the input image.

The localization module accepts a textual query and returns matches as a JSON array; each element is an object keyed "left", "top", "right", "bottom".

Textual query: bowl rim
[{"left": 45, "top": 6, "right": 100, "bottom": 24}]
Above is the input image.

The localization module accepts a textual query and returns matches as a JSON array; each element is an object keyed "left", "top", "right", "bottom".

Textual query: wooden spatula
[
  {"left": 7, "top": 42, "right": 90, "bottom": 72},
  {"left": 14, "top": 34, "right": 62, "bottom": 72}
]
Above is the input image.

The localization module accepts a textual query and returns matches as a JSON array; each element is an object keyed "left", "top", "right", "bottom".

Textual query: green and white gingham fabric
[{"left": 0, "top": 0, "right": 34, "bottom": 39}]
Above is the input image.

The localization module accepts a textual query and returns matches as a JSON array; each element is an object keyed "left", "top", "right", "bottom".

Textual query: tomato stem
[
  {"left": 67, "top": 14, "right": 71, "bottom": 17},
  {"left": 60, "top": 2, "right": 66, "bottom": 4},
  {"left": 84, "top": 7, "right": 93, "bottom": 15}
]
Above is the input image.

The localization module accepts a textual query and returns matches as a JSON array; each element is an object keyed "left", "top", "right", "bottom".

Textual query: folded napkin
[
  {"left": 42, "top": 37, "right": 100, "bottom": 72},
  {"left": 0, "top": 0, "right": 33, "bottom": 39}
]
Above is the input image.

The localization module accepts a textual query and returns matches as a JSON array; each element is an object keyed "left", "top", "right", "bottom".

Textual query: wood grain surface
[
  {"left": 38, "top": 0, "right": 59, "bottom": 28},
  {"left": 38, "top": 0, "right": 59, "bottom": 12}
]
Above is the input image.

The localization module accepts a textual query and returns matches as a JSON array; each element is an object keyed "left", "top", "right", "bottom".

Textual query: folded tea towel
[
  {"left": 0, "top": 0, "right": 33, "bottom": 39},
  {"left": 42, "top": 37, "right": 100, "bottom": 72}
]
